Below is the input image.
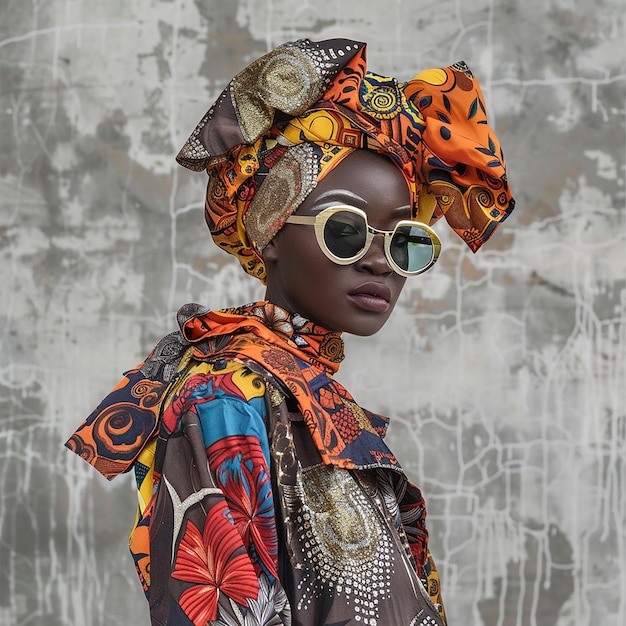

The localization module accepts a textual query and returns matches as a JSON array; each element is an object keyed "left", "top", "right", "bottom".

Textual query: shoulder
[
  {"left": 160, "top": 357, "right": 268, "bottom": 433},
  {"left": 140, "top": 330, "right": 190, "bottom": 383},
  {"left": 177, "top": 358, "right": 267, "bottom": 402}
]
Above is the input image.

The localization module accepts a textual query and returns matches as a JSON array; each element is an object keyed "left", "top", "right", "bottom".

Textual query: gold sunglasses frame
[{"left": 285, "top": 205, "right": 441, "bottom": 277}]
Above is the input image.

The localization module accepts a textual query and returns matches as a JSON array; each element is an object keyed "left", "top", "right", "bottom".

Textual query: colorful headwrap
[{"left": 176, "top": 38, "right": 515, "bottom": 282}]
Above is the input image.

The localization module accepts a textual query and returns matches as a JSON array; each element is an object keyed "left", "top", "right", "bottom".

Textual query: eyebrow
[
  {"left": 310, "top": 189, "right": 411, "bottom": 217},
  {"left": 313, "top": 189, "right": 367, "bottom": 205}
]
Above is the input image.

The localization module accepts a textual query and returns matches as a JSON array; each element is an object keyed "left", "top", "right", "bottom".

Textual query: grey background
[{"left": 1, "top": 0, "right": 625, "bottom": 624}]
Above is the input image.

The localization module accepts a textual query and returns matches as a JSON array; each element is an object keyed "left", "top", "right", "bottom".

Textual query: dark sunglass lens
[
  {"left": 390, "top": 225, "right": 434, "bottom": 272},
  {"left": 324, "top": 211, "right": 367, "bottom": 258}
]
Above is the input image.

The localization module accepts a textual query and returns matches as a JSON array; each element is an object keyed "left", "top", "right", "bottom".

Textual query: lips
[
  {"left": 348, "top": 282, "right": 392, "bottom": 313},
  {"left": 350, "top": 282, "right": 392, "bottom": 301}
]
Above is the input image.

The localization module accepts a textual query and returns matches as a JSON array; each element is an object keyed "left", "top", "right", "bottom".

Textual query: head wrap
[{"left": 176, "top": 38, "right": 515, "bottom": 282}]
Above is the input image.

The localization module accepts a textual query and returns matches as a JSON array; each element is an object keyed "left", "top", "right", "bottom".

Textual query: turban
[{"left": 176, "top": 38, "right": 515, "bottom": 282}]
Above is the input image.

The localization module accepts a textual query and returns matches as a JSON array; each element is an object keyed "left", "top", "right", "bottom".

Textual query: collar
[
  {"left": 177, "top": 301, "right": 345, "bottom": 374},
  {"left": 177, "top": 301, "right": 400, "bottom": 473}
]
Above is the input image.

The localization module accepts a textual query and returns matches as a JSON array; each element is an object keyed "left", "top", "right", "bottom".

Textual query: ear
[{"left": 261, "top": 237, "right": 280, "bottom": 265}]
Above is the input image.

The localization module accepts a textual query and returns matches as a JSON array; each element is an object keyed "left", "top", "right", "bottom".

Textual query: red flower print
[
  {"left": 172, "top": 501, "right": 259, "bottom": 624},
  {"left": 162, "top": 371, "right": 249, "bottom": 432},
  {"left": 207, "top": 437, "right": 278, "bottom": 578},
  {"left": 214, "top": 371, "right": 251, "bottom": 400}
]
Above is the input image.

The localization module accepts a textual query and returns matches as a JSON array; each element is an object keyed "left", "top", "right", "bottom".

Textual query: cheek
[
  {"left": 292, "top": 254, "right": 339, "bottom": 298},
  {"left": 391, "top": 276, "right": 408, "bottom": 300},
  {"left": 283, "top": 232, "right": 330, "bottom": 276}
]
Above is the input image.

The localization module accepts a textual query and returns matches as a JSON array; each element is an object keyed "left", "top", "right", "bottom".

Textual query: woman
[{"left": 66, "top": 38, "right": 514, "bottom": 625}]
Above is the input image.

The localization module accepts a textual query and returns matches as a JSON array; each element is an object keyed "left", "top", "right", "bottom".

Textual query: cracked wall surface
[{"left": 1, "top": 0, "right": 625, "bottom": 624}]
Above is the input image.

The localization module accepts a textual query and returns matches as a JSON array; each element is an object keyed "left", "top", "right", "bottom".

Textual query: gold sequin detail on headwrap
[
  {"left": 245, "top": 143, "right": 320, "bottom": 251},
  {"left": 234, "top": 47, "right": 330, "bottom": 142}
]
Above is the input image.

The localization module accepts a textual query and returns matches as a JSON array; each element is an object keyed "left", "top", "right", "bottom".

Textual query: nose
[{"left": 357, "top": 234, "right": 393, "bottom": 275}]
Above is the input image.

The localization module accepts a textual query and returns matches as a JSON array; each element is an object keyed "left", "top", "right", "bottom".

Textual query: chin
[
  {"left": 336, "top": 312, "right": 393, "bottom": 337},
  {"left": 347, "top": 326, "right": 386, "bottom": 337}
]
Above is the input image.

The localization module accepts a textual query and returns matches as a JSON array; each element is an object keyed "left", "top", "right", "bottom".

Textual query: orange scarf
[{"left": 179, "top": 302, "right": 401, "bottom": 472}]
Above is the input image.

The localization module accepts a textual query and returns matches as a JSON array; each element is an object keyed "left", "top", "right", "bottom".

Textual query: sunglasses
[{"left": 284, "top": 205, "right": 441, "bottom": 276}]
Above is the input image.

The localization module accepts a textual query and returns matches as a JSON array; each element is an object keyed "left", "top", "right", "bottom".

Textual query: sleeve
[
  {"left": 424, "top": 551, "right": 447, "bottom": 625},
  {"left": 64, "top": 362, "right": 164, "bottom": 479},
  {"left": 399, "top": 478, "right": 447, "bottom": 624},
  {"left": 65, "top": 331, "right": 192, "bottom": 479},
  {"left": 143, "top": 361, "right": 291, "bottom": 626}
]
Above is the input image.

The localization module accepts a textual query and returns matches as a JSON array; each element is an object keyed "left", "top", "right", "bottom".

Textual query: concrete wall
[{"left": 1, "top": 0, "right": 624, "bottom": 624}]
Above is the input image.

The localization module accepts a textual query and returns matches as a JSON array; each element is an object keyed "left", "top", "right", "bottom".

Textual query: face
[{"left": 262, "top": 149, "right": 412, "bottom": 336}]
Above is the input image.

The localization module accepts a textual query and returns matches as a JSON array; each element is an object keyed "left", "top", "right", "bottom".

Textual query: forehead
[{"left": 296, "top": 150, "right": 412, "bottom": 221}]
